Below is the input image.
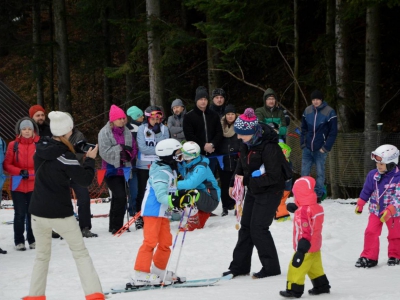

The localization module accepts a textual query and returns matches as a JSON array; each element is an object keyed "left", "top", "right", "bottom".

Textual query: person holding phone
[{"left": 24, "top": 111, "right": 104, "bottom": 300}]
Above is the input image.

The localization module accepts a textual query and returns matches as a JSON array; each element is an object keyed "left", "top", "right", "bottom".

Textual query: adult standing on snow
[
  {"left": 167, "top": 99, "right": 186, "bottom": 143},
  {"left": 354, "top": 144, "right": 400, "bottom": 268},
  {"left": 0, "top": 134, "right": 6, "bottom": 254},
  {"left": 300, "top": 90, "right": 337, "bottom": 202},
  {"left": 24, "top": 111, "right": 104, "bottom": 300},
  {"left": 3, "top": 118, "right": 39, "bottom": 251},
  {"left": 223, "top": 108, "right": 286, "bottom": 279},
  {"left": 29, "top": 105, "right": 52, "bottom": 138},
  {"left": 209, "top": 87, "right": 227, "bottom": 118}
]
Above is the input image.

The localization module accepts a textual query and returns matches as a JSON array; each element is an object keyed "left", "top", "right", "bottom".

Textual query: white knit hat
[{"left": 48, "top": 111, "right": 74, "bottom": 136}]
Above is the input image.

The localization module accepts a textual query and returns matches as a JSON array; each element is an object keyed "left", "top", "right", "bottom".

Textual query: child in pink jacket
[{"left": 279, "top": 176, "right": 330, "bottom": 298}]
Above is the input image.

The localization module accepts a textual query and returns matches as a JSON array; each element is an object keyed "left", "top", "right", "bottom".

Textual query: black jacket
[
  {"left": 230, "top": 123, "right": 285, "bottom": 195},
  {"left": 37, "top": 122, "right": 52, "bottom": 138},
  {"left": 29, "top": 137, "right": 95, "bottom": 218},
  {"left": 183, "top": 106, "right": 223, "bottom": 155},
  {"left": 220, "top": 133, "right": 240, "bottom": 172}
]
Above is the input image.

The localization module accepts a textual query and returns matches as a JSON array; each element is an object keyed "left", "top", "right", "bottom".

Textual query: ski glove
[
  {"left": 169, "top": 189, "right": 199, "bottom": 209},
  {"left": 355, "top": 198, "right": 367, "bottom": 215},
  {"left": 292, "top": 238, "right": 311, "bottom": 268},
  {"left": 121, "top": 145, "right": 133, "bottom": 152},
  {"left": 120, "top": 150, "right": 132, "bottom": 163},
  {"left": 287, "top": 203, "right": 298, "bottom": 213},
  {"left": 19, "top": 170, "right": 29, "bottom": 180},
  {"left": 151, "top": 123, "right": 161, "bottom": 134},
  {"left": 380, "top": 205, "right": 396, "bottom": 223}
]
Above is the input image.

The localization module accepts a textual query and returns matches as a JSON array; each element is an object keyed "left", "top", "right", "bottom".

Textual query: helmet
[
  {"left": 371, "top": 144, "right": 399, "bottom": 164},
  {"left": 182, "top": 141, "right": 201, "bottom": 160},
  {"left": 155, "top": 139, "right": 182, "bottom": 158}
]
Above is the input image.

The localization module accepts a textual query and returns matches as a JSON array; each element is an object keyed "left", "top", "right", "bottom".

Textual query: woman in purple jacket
[{"left": 355, "top": 144, "right": 400, "bottom": 268}]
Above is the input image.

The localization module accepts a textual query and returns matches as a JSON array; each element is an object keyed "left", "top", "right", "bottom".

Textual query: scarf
[
  {"left": 244, "top": 125, "right": 263, "bottom": 147},
  {"left": 221, "top": 117, "right": 235, "bottom": 138}
]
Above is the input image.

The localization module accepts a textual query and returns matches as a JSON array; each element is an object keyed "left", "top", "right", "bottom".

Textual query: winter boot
[
  {"left": 252, "top": 267, "right": 280, "bottom": 279},
  {"left": 16, "top": 243, "right": 26, "bottom": 251},
  {"left": 85, "top": 293, "right": 105, "bottom": 300},
  {"left": 221, "top": 208, "right": 228, "bottom": 217},
  {"left": 308, "top": 274, "right": 331, "bottom": 295},
  {"left": 355, "top": 257, "right": 378, "bottom": 268},
  {"left": 22, "top": 296, "right": 46, "bottom": 300},
  {"left": 29, "top": 242, "right": 36, "bottom": 249},
  {"left": 222, "top": 270, "right": 250, "bottom": 278},
  {"left": 129, "top": 270, "right": 164, "bottom": 287},
  {"left": 275, "top": 191, "right": 291, "bottom": 220},
  {"left": 135, "top": 216, "right": 144, "bottom": 230},
  {"left": 279, "top": 282, "right": 303, "bottom": 298},
  {"left": 198, "top": 210, "right": 211, "bottom": 228},
  {"left": 0, "top": 247, "right": 7, "bottom": 254},
  {"left": 151, "top": 264, "right": 186, "bottom": 283},
  {"left": 82, "top": 227, "right": 98, "bottom": 238},
  {"left": 387, "top": 257, "right": 400, "bottom": 266}
]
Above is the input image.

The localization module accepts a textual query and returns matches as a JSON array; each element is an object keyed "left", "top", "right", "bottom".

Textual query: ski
[{"left": 104, "top": 274, "right": 233, "bottom": 295}]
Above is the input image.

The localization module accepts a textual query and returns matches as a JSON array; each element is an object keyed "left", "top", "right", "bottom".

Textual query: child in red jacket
[{"left": 279, "top": 176, "right": 331, "bottom": 298}]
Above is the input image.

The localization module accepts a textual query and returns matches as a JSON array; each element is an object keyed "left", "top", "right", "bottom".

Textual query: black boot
[
  {"left": 355, "top": 257, "right": 378, "bottom": 268},
  {"left": 280, "top": 282, "right": 303, "bottom": 298},
  {"left": 308, "top": 274, "right": 331, "bottom": 295},
  {"left": 0, "top": 247, "right": 7, "bottom": 254}
]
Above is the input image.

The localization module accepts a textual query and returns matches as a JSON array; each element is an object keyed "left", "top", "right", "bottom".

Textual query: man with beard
[{"left": 29, "top": 105, "right": 52, "bottom": 138}]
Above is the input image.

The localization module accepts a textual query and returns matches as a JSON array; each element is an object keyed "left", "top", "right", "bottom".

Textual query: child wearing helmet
[
  {"left": 131, "top": 138, "right": 185, "bottom": 286},
  {"left": 355, "top": 144, "right": 400, "bottom": 268},
  {"left": 175, "top": 141, "right": 221, "bottom": 231}
]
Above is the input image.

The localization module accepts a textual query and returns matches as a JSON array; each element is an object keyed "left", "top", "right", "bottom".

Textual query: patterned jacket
[
  {"left": 359, "top": 166, "right": 400, "bottom": 217},
  {"left": 292, "top": 176, "right": 324, "bottom": 253}
]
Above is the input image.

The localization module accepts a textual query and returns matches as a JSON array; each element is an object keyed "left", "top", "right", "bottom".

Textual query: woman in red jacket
[{"left": 4, "top": 117, "right": 39, "bottom": 251}]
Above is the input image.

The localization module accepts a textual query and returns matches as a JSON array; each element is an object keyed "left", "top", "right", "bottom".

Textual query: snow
[{"left": 1, "top": 198, "right": 400, "bottom": 300}]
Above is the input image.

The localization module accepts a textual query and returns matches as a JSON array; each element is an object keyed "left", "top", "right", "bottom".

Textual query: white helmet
[
  {"left": 182, "top": 141, "right": 201, "bottom": 160},
  {"left": 371, "top": 144, "right": 399, "bottom": 164},
  {"left": 155, "top": 139, "right": 182, "bottom": 158}
]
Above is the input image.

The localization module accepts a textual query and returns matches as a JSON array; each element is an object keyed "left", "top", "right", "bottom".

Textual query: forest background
[{"left": 0, "top": 0, "right": 399, "bottom": 144}]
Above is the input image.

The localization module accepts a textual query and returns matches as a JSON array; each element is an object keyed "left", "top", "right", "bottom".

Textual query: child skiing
[
  {"left": 280, "top": 176, "right": 330, "bottom": 298},
  {"left": 355, "top": 144, "right": 400, "bottom": 267},
  {"left": 131, "top": 138, "right": 185, "bottom": 286}
]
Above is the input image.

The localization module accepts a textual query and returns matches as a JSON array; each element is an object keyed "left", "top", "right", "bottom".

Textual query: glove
[
  {"left": 292, "top": 238, "right": 311, "bottom": 268},
  {"left": 20, "top": 170, "right": 29, "bottom": 179},
  {"left": 120, "top": 150, "right": 132, "bottom": 163},
  {"left": 151, "top": 123, "right": 161, "bottom": 134},
  {"left": 169, "top": 189, "right": 199, "bottom": 209},
  {"left": 121, "top": 145, "right": 133, "bottom": 152},
  {"left": 287, "top": 203, "right": 298, "bottom": 213},
  {"left": 380, "top": 205, "right": 396, "bottom": 223},
  {"left": 355, "top": 198, "right": 367, "bottom": 215}
]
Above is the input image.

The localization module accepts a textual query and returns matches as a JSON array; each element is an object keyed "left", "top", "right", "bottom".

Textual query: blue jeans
[
  {"left": 12, "top": 191, "right": 35, "bottom": 245},
  {"left": 128, "top": 170, "right": 138, "bottom": 216},
  {"left": 301, "top": 148, "right": 328, "bottom": 198}
]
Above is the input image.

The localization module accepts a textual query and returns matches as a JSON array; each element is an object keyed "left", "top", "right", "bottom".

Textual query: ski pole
[
  {"left": 173, "top": 196, "right": 196, "bottom": 280},
  {"left": 161, "top": 208, "right": 188, "bottom": 288}
]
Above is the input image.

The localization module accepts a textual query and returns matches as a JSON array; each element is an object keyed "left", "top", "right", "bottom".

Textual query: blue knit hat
[
  {"left": 234, "top": 108, "right": 259, "bottom": 135},
  {"left": 127, "top": 106, "right": 143, "bottom": 120}
]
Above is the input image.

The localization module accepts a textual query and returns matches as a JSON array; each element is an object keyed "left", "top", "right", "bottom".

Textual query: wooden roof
[{"left": 0, "top": 80, "right": 30, "bottom": 140}]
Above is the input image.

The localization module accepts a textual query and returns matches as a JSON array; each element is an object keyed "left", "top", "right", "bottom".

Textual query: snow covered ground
[{"left": 1, "top": 198, "right": 400, "bottom": 300}]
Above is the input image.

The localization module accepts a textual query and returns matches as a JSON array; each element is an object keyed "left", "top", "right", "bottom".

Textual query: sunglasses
[
  {"left": 173, "top": 152, "right": 183, "bottom": 162},
  {"left": 371, "top": 153, "right": 383, "bottom": 163},
  {"left": 145, "top": 111, "right": 163, "bottom": 119}
]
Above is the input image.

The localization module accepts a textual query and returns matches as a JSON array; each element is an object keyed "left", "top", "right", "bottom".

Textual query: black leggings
[{"left": 105, "top": 175, "right": 127, "bottom": 231}]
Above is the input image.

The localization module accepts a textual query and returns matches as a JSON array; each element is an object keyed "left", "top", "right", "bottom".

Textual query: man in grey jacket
[{"left": 167, "top": 99, "right": 186, "bottom": 143}]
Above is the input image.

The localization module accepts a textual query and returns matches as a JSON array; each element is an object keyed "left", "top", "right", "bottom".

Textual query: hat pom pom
[{"left": 243, "top": 108, "right": 255, "bottom": 119}]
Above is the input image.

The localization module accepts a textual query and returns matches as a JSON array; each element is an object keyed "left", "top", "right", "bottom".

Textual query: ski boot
[
  {"left": 151, "top": 265, "right": 186, "bottom": 283},
  {"left": 387, "top": 257, "right": 400, "bottom": 266},
  {"left": 355, "top": 257, "right": 378, "bottom": 268},
  {"left": 126, "top": 271, "right": 169, "bottom": 289}
]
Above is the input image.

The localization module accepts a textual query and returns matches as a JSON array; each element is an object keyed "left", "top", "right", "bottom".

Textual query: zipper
[
  {"left": 203, "top": 112, "right": 208, "bottom": 143},
  {"left": 247, "top": 151, "right": 255, "bottom": 165},
  {"left": 311, "top": 106, "right": 317, "bottom": 151}
]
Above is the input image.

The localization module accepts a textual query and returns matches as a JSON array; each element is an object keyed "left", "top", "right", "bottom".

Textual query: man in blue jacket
[{"left": 300, "top": 90, "right": 337, "bottom": 202}]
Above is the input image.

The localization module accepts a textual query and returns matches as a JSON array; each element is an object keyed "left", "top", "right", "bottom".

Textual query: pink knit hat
[{"left": 109, "top": 105, "right": 126, "bottom": 122}]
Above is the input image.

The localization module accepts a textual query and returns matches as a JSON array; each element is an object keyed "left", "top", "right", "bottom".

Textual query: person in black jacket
[
  {"left": 29, "top": 105, "right": 52, "bottom": 138},
  {"left": 223, "top": 108, "right": 286, "bottom": 280},
  {"left": 183, "top": 86, "right": 223, "bottom": 173},
  {"left": 219, "top": 104, "right": 240, "bottom": 216},
  {"left": 25, "top": 111, "right": 104, "bottom": 300}
]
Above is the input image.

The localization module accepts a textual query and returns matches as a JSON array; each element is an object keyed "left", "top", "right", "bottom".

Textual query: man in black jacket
[
  {"left": 29, "top": 105, "right": 52, "bottom": 138},
  {"left": 183, "top": 86, "right": 223, "bottom": 172}
]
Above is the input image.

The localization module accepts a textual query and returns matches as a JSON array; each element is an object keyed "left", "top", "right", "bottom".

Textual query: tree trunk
[
  {"left": 124, "top": 0, "right": 135, "bottom": 103},
  {"left": 293, "top": 0, "right": 299, "bottom": 119},
  {"left": 53, "top": 0, "right": 72, "bottom": 113},
  {"left": 33, "top": 0, "right": 44, "bottom": 107},
  {"left": 102, "top": 6, "right": 113, "bottom": 123},
  {"left": 146, "top": 0, "right": 164, "bottom": 109},
  {"left": 364, "top": 4, "right": 381, "bottom": 177},
  {"left": 49, "top": 0, "right": 55, "bottom": 111},
  {"left": 335, "top": 0, "right": 350, "bottom": 132}
]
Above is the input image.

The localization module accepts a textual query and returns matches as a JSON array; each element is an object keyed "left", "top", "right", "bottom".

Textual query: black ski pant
[
  {"left": 228, "top": 189, "right": 282, "bottom": 276},
  {"left": 105, "top": 175, "right": 127, "bottom": 232},
  {"left": 219, "top": 168, "right": 236, "bottom": 210},
  {"left": 71, "top": 181, "right": 92, "bottom": 230}
]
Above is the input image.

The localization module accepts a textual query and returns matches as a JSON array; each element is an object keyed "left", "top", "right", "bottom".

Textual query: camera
[{"left": 75, "top": 140, "right": 96, "bottom": 153}]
